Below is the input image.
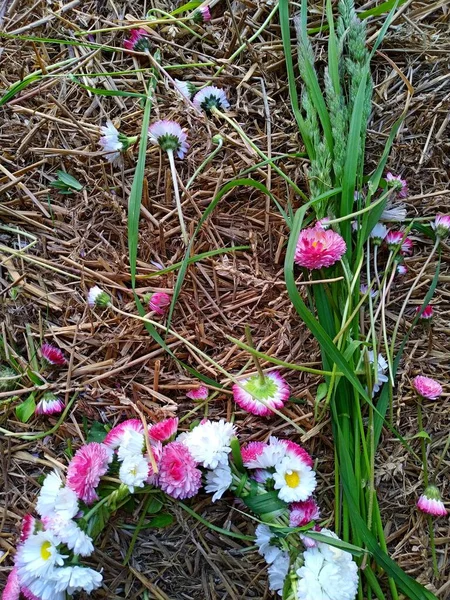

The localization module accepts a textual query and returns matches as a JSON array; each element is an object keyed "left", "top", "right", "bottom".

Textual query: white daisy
[
  {"left": 244, "top": 436, "right": 287, "bottom": 469},
  {"left": 192, "top": 86, "right": 230, "bottom": 113},
  {"left": 380, "top": 202, "right": 407, "bottom": 223},
  {"left": 178, "top": 419, "right": 236, "bottom": 469},
  {"left": 99, "top": 121, "right": 123, "bottom": 165},
  {"left": 117, "top": 429, "right": 145, "bottom": 461},
  {"left": 87, "top": 285, "right": 111, "bottom": 308},
  {"left": 369, "top": 223, "right": 387, "bottom": 243},
  {"left": 148, "top": 120, "right": 189, "bottom": 159},
  {"left": 367, "top": 351, "right": 389, "bottom": 396},
  {"left": 296, "top": 529, "right": 359, "bottom": 600},
  {"left": 45, "top": 517, "right": 94, "bottom": 557},
  {"left": 16, "top": 531, "right": 67, "bottom": 582},
  {"left": 273, "top": 456, "right": 317, "bottom": 503},
  {"left": 36, "top": 472, "right": 78, "bottom": 521},
  {"left": 53, "top": 565, "right": 103, "bottom": 593},
  {"left": 268, "top": 551, "right": 290, "bottom": 595},
  {"left": 119, "top": 454, "right": 149, "bottom": 492},
  {"left": 204, "top": 462, "right": 232, "bottom": 502},
  {"left": 24, "top": 575, "right": 66, "bottom": 600}
]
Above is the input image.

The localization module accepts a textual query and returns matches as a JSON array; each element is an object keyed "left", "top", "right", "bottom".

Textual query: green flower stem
[
  {"left": 416, "top": 396, "right": 428, "bottom": 487},
  {"left": 167, "top": 149, "right": 188, "bottom": 246},
  {"left": 326, "top": 188, "right": 394, "bottom": 226},
  {"left": 185, "top": 135, "right": 223, "bottom": 190},
  {"left": 428, "top": 515, "right": 439, "bottom": 578},
  {"left": 109, "top": 304, "right": 305, "bottom": 434},
  {"left": 390, "top": 238, "right": 439, "bottom": 355},
  {"left": 211, "top": 107, "right": 309, "bottom": 202}
]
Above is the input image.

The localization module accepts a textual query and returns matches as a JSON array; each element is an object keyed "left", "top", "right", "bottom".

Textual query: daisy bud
[
  {"left": 386, "top": 172, "right": 408, "bottom": 198},
  {"left": 415, "top": 304, "right": 433, "bottom": 321},
  {"left": 148, "top": 292, "right": 171, "bottom": 315},
  {"left": 41, "top": 343, "right": 66, "bottom": 366},
  {"left": 294, "top": 227, "right": 346, "bottom": 270},
  {"left": 193, "top": 86, "right": 230, "bottom": 114},
  {"left": 417, "top": 485, "right": 447, "bottom": 517},
  {"left": 412, "top": 375, "right": 443, "bottom": 400},
  {"left": 35, "top": 393, "right": 65, "bottom": 416},
  {"left": 0, "top": 366, "right": 18, "bottom": 391},
  {"left": 174, "top": 79, "right": 197, "bottom": 99},
  {"left": 360, "top": 284, "right": 377, "bottom": 299},
  {"left": 385, "top": 230, "right": 413, "bottom": 255},
  {"left": 87, "top": 285, "right": 111, "bottom": 308},
  {"left": 186, "top": 385, "right": 209, "bottom": 400},
  {"left": 232, "top": 371, "right": 289, "bottom": 417},
  {"left": 192, "top": 6, "right": 211, "bottom": 24},
  {"left": 289, "top": 498, "right": 320, "bottom": 527},
  {"left": 370, "top": 223, "right": 387, "bottom": 245},
  {"left": 124, "top": 28, "right": 151, "bottom": 52},
  {"left": 397, "top": 263, "right": 407, "bottom": 276},
  {"left": 212, "top": 133, "right": 223, "bottom": 145},
  {"left": 148, "top": 120, "right": 189, "bottom": 159},
  {"left": 432, "top": 214, "right": 450, "bottom": 239}
]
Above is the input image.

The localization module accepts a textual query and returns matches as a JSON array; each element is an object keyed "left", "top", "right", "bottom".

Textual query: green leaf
[
  {"left": 55, "top": 170, "right": 83, "bottom": 190},
  {"left": 147, "top": 514, "right": 174, "bottom": 528},
  {"left": 87, "top": 421, "right": 108, "bottom": 443},
  {"left": 316, "top": 382, "right": 328, "bottom": 402},
  {"left": 146, "top": 497, "right": 163, "bottom": 514},
  {"left": 305, "top": 531, "right": 367, "bottom": 557},
  {"left": 178, "top": 501, "right": 255, "bottom": 541},
  {"left": 409, "top": 431, "right": 431, "bottom": 441},
  {"left": 70, "top": 76, "right": 148, "bottom": 99},
  {"left": 27, "top": 369, "right": 45, "bottom": 386},
  {"left": 170, "top": 1, "right": 202, "bottom": 15},
  {"left": 242, "top": 491, "right": 288, "bottom": 517},
  {"left": 230, "top": 438, "right": 244, "bottom": 473},
  {"left": 16, "top": 394, "right": 36, "bottom": 422}
]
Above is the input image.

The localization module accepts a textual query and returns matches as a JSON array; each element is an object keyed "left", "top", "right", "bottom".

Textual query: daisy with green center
[
  {"left": 148, "top": 120, "right": 190, "bottom": 245},
  {"left": 232, "top": 371, "right": 290, "bottom": 417},
  {"left": 193, "top": 86, "right": 230, "bottom": 115}
]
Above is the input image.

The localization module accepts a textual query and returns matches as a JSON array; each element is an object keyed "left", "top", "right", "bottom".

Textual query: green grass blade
[
  {"left": 326, "top": 0, "right": 340, "bottom": 96},
  {"left": 70, "top": 76, "right": 148, "bottom": 99}
]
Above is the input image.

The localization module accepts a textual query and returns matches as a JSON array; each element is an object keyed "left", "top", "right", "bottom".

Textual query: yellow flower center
[
  {"left": 312, "top": 241, "right": 318, "bottom": 248},
  {"left": 284, "top": 470, "right": 300, "bottom": 488},
  {"left": 40, "top": 541, "right": 52, "bottom": 561},
  {"left": 130, "top": 467, "right": 137, "bottom": 476}
]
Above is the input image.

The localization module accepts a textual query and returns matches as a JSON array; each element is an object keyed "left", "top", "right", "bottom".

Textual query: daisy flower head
[
  {"left": 178, "top": 419, "right": 236, "bottom": 469},
  {"left": 417, "top": 485, "right": 447, "bottom": 517},
  {"left": 397, "top": 263, "right": 407, "bottom": 276},
  {"left": 193, "top": 86, "right": 230, "bottom": 114},
  {"left": 241, "top": 441, "right": 267, "bottom": 466},
  {"left": 40, "top": 343, "right": 66, "bottom": 366},
  {"left": 3, "top": 567, "right": 20, "bottom": 600},
  {"left": 368, "top": 351, "right": 389, "bottom": 396},
  {"left": 242, "top": 437, "right": 286, "bottom": 470},
  {"left": 360, "top": 284, "right": 377, "bottom": 299},
  {"left": 104, "top": 419, "right": 144, "bottom": 450},
  {"left": 273, "top": 455, "right": 317, "bottom": 503},
  {"left": 186, "top": 385, "right": 209, "bottom": 400},
  {"left": 148, "top": 292, "right": 171, "bottom": 315},
  {"left": 21, "top": 578, "right": 63, "bottom": 600},
  {"left": 296, "top": 529, "right": 358, "bottom": 600},
  {"left": 16, "top": 530, "right": 66, "bottom": 581},
  {"left": 149, "top": 417, "right": 178, "bottom": 442},
  {"left": 294, "top": 227, "right": 346, "bottom": 270},
  {"left": 119, "top": 454, "right": 150, "bottom": 492},
  {"left": 66, "top": 442, "right": 112, "bottom": 505},
  {"left": 174, "top": 79, "right": 197, "bottom": 99},
  {"left": 412, "top": 375, "right": 442, "bottom": 400},
  {"left": 45, "top": 517, "right": 94, "bottom": 557},
  {"left": 315, "top": 217, "right": 331, "bottom": 230},
  {"left": 232, "top": 371, "right": 289, "bottom": 417},
  {"left": 289, "top": 498, "right": 320, "bottom": 527},
  {"left": 268, "top": 551, "right": 290, "bottom": 595},
  {"left": 255, "top": 524, "right": 284, "bottom": 565},
  {"left": 380, "top": 201, "right": 407, "bottom": 223},
  {"left": 158, "top": 441, "right": 202, "bottom": 499},
  {"left": 148, "top": 120, "right": 189, "bottom": 159},
  {"left": 35, "top": 393, "right": 64, "bottom": 416},
  {"left": 87, "top": 285, "right": 111, "bottom": 308},
  {"left": 432, "top": 214, "right": 450, "bottom": 239},
  {"left": 279, "top": 439, "right": 313, "bottom": 468},
  {"left": 386, "top": 172, "right": 408, "bottom": 198},
  {"left": 20, "top": 515, "right": 37, "bottom": 543},
  {"left": 98, "top": 121, "right": 122, "bottom": 165},
  {"left": 36, "top": 471, "right": 65, "bottom": 518},
  {"left": 205, "top": 462, "right": 233, "bottom": 502},
  {"left": 53, "top": 566, "right": 103, "bottom": 594},
  {"left": 385, "top": 230, "right": 413, "bottom": 255},
  {"left": 369, "top": 223, "right": 387, "bottom": 245},
  {"left": 116, "top": 428, "right": 145, "bottom": 461},
  {"left": 415, "top": 304, "right": 433, "bottom": 320},
  {"left": 123, "top": 28, "right": 151, "bottom": 52},
  {"left": 192, "top": 6, "right": 211, "bottom": 24}
]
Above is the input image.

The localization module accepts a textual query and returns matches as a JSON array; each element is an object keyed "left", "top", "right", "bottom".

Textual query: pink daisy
[
  {"left": 432, "top": 214, "right": 450, "bottom": 238},
  {"left": 193, "top": 86, "right": 230, "bottom": 114},
  {"left": 103, "top": 419, "right": 144, "bottom": 450},
  {"left": 192, "top": 6, "right": 211, "bottom": 24},
  {"left": 186, "top": 385, "right": 209, "bottom": 400},
  {"left": 35, "top": 393, "right": 64, "bottom": 416},
  {"left": 413, "top": 375, "right": 443, "bottom": 400},
  {"left": 386, "top": 172, "right": 408, "bottom": 198},
  {"left": 149, "top": 417, "right": 178, "bottom": 442},
  {"left": 415, "top": 304, "right": 433, "bottom": 320},
  {"left": 148, "top": 292, "right": 171, "bottom": 315},
  {"left": 124, "top": 28, "right": 150, "bottom": 52},
  {"left": 146, "top": 440, "right": 163, "bottom": 485},
  {"left": 66, "top": 442, "right": 111, "bottom": 505},
  {"left": 397, "top": 264, "right": 407, "bottom": 276},
  {"left": 294, "top": 227, "right": 346, "bottom": 270},
  {"left": 3, "top": 568, "right": 20, "bottom": 600},
  {"left": 20, "top": 514, "right": 36, "bottom": 543},
  {"left": 241, "top": 441, "right": 266, "bottom": 466},
  {"left": 41, "top": 343, "right": 66, "bottom": 366},
  {"left": 289, "top": 498, "right": 320, "bottom": 527},
  {"left": 21, "top": 589, "right": 40, "bottom": 600},
  {"left": 158, "top": 441, "right": 202, "bottom": 499},
  {"left": 232, "top": 371, "right": 289, "bottom": 417},
  {"left": 279, "top": 440, "right": 313, "bottom": 468},
  {"left": 417, "top": 486, "right": 447, "bottom": 517},
  {"left": 385, "top": 230, "right": 413, "bottom": 254},
  {"left": 148, "top": 121, "right": 189, "bottom": 160}
]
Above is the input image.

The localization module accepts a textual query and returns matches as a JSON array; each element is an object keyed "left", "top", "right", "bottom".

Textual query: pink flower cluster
[{"left": 294, "top": 226, "right": 346, "bottom": 270}]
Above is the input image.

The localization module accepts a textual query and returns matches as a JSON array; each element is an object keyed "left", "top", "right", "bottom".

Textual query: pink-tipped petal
[
  {"left": 432, "top": 214, "right": 450, "bottom": 238},
  {"left": 415, "top": 304, "right": 433, "bottom": 320},
  {"left": 41, "top": 343, "right": 66, "bottom": 366},
  {"left": 149, "top": 418, "right": 178, "bottom": 442},
  {"left": 66, "top": 442, "right": 112, "bottom": 505},
  {"left": 3, "top": 568, "right": 20, "bottom": 600},
  {"left": 186, "top": 385, "right": 209, "bottom": 400},
  {"left": 148, "top": 292, "right": 172, "bottom": 315},
  {"left": 232, "top": 371, "right": 289, "bottom": 417},
  {"left": 417, "top": 486, "right": 447, "bottom": 517},
  {"left": 35, "top": 393, "right": 64, "bottom": 416},
  {"left": 241, "top": 441, "right": 267, "bottom": 465},
  {"left": 20, "top": 514, "right": 36, "bottom": 543},
  {"left": 103, "top": 419, "right": 144, "bottom": 450},
  {"left": 280, "top": 440, "right": 313, "bottom": 468},
  {"left": 289, "top": 498, "right": 320, "bottom": 527},
  {"left": 158, "top": 441, "right": 202, "bottom": 499}
]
